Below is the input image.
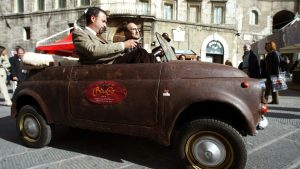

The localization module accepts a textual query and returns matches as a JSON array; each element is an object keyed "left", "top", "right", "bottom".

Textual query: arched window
[
  {"left": 273, "top": 10, "right": 294, "bottom": 31},
  {"left": 206, "top": 40, "right": 224, "bottom": 55},
  {"left": 249, "top": 10, "right": 258, "bottom": 25},
  {"left": 206, "top": 40, "right": 224, "bottom": 64},
  {"left": 23, "top": 27, "right": 31, "bottom": 40}
]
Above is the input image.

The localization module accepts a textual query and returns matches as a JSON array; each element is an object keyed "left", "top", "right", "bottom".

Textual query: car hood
[{"left": 163, "top": 61, "right": 248, "bottom": 79}]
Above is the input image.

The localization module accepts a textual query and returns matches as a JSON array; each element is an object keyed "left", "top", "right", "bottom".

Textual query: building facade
[{"left": 0, "top": 0, "right": 299, "bottom": 66}]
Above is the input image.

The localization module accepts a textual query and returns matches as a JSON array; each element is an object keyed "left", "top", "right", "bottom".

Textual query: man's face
[
  {"left": 17, "top": 49, "right": 25, "bottom": 58},
  {"left": 243, "top": 45, "right": 250, "bottom": 52},
  {"left": 126, "top": 23, "right": 140, "bottom": 40},
  {"left": 91, "top": 12, "right": 107, "bottom": 34}
]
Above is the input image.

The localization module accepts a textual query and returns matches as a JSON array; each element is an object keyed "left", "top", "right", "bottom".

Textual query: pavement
[{"left": 287, "top": 81, "right": 300, "bottom": 91}]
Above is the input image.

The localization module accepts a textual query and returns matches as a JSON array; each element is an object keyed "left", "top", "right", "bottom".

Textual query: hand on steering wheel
[{"left": 153, "top": 48, "right": 164, "bottom": 57}]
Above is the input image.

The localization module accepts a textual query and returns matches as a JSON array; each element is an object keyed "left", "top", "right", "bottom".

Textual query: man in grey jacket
[{"left": 73, "top": 7, "right": 155, "bottom": 64}]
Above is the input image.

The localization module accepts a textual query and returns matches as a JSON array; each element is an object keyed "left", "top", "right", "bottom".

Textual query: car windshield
[{"left": 155, "top": 32, "right": 177, "bottom": 61}]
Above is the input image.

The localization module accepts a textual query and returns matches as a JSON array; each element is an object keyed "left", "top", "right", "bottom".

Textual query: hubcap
[
  {"left": 185, "top": 131, "right": 233, "bottom": 169},
  {"left": 192, "top": 136, "right": 226, "bottom": 167},
  {"left": 23, "top": 116, "right": 40, "bottom": 139}
]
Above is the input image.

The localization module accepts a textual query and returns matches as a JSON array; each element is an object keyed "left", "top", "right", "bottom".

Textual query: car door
[{"left": 69, "top": 63, "right": 162, "bottom": 126}]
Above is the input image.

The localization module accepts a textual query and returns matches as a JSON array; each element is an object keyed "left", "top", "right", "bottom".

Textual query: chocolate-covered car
[{"left": 11, "top": 33, "right": 267, "bottom": 169}]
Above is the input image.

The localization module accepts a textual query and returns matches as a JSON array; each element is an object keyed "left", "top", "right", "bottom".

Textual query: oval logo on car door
[{"left": 84, "top": 81, "right": 127, "bottom": 104}]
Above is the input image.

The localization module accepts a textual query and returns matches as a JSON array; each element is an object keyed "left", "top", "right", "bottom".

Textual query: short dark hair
[
  {"left": 85, "top": 7, "right": 107, "bottom": 25},
  {"left": 15, "top": 46, "right": 25, "bottom": 52}
]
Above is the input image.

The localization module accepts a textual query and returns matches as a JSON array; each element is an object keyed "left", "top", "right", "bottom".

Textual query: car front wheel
[
  {"left": 16, "top": 105, "right": 53, "bottom": 148},
  {"left": 175, "top": 119, "right": 247, "bottom": 169}
]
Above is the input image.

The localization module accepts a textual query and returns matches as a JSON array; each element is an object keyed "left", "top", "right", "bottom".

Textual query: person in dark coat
[
  {"left": 123, "top": 22, "right": 143, "bottom": 53},
  {"left": 9, "top": 46, "right": 26, "bottom": 85},
  {"left": 264, "top": 41, "right": 281, "bottom": 104},
  {"left": 241, "top": 44, "right": 260, "bottom": 78},
  {"left": 259, "top": 55, "right": 267, "bottom": 78}
]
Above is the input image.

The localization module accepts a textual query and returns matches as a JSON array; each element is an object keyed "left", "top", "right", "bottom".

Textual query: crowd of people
[
  {"left": 0, "top": 46, "right": 26, "bottom": 106},
  {"left": 223, "top": 41, "right": 294, "bottom": 104},
  {"left": 234, "top": 41, "right": 292, "bottom": 104}
]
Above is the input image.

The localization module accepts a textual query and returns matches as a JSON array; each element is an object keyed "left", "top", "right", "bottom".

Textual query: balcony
[{"left": 98, "top": 2, "right": 156, "bottom": 16}]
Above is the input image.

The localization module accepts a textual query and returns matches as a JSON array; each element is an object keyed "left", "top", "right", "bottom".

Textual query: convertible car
[{"left": 11, "top": 33, "right": 268, "bottom": 169}]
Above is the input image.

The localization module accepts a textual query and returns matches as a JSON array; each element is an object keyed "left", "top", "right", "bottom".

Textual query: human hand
[
  {"left": 12, "top": 76, "right": 18, "bottom": 81},
  {"left": 124, "top": 39, "right": 138, "bottom": 49}
]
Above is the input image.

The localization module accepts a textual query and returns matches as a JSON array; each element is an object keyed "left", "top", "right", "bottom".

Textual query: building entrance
[{"left": 206, "top": 40, "right": 224, "bottom": 64}]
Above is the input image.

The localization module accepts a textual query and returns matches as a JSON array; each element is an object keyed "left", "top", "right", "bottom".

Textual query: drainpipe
[{"left": 176, "top": 0, "right": 179, "bottom": 20}]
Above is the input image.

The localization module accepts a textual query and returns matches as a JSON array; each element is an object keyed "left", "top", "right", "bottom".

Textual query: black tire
[
  {"left": 16, "top": 105, "right": 53, "bottom": 148},
  {"left": 175, "top": 119, "right": 247, "bottom": 169}
]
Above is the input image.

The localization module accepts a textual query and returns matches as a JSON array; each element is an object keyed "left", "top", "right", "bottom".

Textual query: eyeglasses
[{"left": 129, "top": 28, "right": 140, "bottom": 32}]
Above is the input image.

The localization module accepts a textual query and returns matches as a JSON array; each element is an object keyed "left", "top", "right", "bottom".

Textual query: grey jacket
[{"left": 72, "top": 28, "right": 124, "bottom": 64}]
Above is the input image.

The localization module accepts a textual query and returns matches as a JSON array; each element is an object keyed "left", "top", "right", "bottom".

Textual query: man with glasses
[
  {"left": 73, "top": 7, "right": 156, "bottom": 64},
  {"left": 123, "top": 22, "right": 142, "bottom": 53}
]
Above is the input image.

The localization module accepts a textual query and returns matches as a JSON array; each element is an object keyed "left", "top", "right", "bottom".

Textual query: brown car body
[
  {"left": 11, "top": 33, "right": 266, "bottom": 168},
  {"left": 11, "top": 61, "right": 262, "bottom": 146}
]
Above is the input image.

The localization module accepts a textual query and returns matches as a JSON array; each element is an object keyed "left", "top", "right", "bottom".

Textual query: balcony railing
[{"left": 97, "top": 2, "right": 156, "bottom": 16}]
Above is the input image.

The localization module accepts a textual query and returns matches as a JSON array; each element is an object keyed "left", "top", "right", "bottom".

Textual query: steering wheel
[{"left": 155, "top": 32, "right": 177, "bottom": 62}]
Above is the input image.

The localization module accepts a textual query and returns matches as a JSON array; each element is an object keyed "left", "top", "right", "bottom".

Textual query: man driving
[
  {"left": 123, "top": 22, "right": 142, "bottom": 53},
  {"left": 72, "top": 7, "right": 156, "bottom": 64}
]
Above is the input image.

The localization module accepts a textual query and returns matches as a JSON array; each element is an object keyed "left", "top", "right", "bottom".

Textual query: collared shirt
[{"left": 85, "top": 26, "right": 97, "bottom": 36}]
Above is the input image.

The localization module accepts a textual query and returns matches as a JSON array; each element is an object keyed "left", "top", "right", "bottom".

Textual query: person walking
[
  {"left": 264, "top": 41, "right": 281, "bottom": 104},
  {"left": 9, "top": 46, "right": 26, "bottom": 90},
  {"left": 0, "top": 46, "right": 12, "bottom": 106},
  {"left": 241, "top": 44, "right": 260, "bottom": 78}
]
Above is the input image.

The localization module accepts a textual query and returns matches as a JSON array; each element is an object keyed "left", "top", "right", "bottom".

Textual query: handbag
[{"left": 271, "top": 72, "right": 288, "bottom": 92}]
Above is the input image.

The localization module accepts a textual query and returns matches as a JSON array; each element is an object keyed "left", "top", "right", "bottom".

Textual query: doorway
[{"left": 206, "top": 40, "right": 224, "bottom": 64}]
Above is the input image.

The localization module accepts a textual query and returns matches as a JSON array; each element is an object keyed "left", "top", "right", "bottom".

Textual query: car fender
[
  {"left": 162, "top": 89, "right": 258, "bottom": 145},
  {"left": 12, "top": 88, "right": 53, "bottom": 123}
]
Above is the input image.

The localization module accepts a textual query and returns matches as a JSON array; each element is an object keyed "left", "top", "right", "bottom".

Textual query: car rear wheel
[
  {"left": 16, "top": 105, "right": 53, "bottom": 148},
  {"left": 175, "top": 119, "right": 246, "bottom": 169}
]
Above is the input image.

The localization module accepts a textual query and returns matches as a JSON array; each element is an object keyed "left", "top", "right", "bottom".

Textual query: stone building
[{"left": 0, "top": 0, "right": 299, "bottom": 66}]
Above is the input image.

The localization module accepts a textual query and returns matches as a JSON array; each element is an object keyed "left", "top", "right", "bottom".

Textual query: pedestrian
[
  {"left": 280, "top": 55, "right": 290, "bottom": 77},
  {"left": 178, "top": 54, "right": 186, "bottom": 60},
  {"left": 238, "top": 61, "right": 243, "bottom": 70},
  {"left": 0, "top": 46, "right": 12, "bottom": 106},
  {"left": 241, "top": 44, "right": 260, "bottom": 78},
  {"left": 280, "top": 55, "right": 290, "bottom": 71},
  {"left": 264, "top": 41, "right": 281, "bottom": 104},
  {"left": 72, "top": 7, "right": 156, "bottom": 64},
  {"left": 225, "top": 60, "right": 233, "bottom": 66},
  {"left": 9, "top": 46, "right": 26, "bottom": 91},
  {"left": 259, "top": 55, "right": 267, "bottom": 78}
]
